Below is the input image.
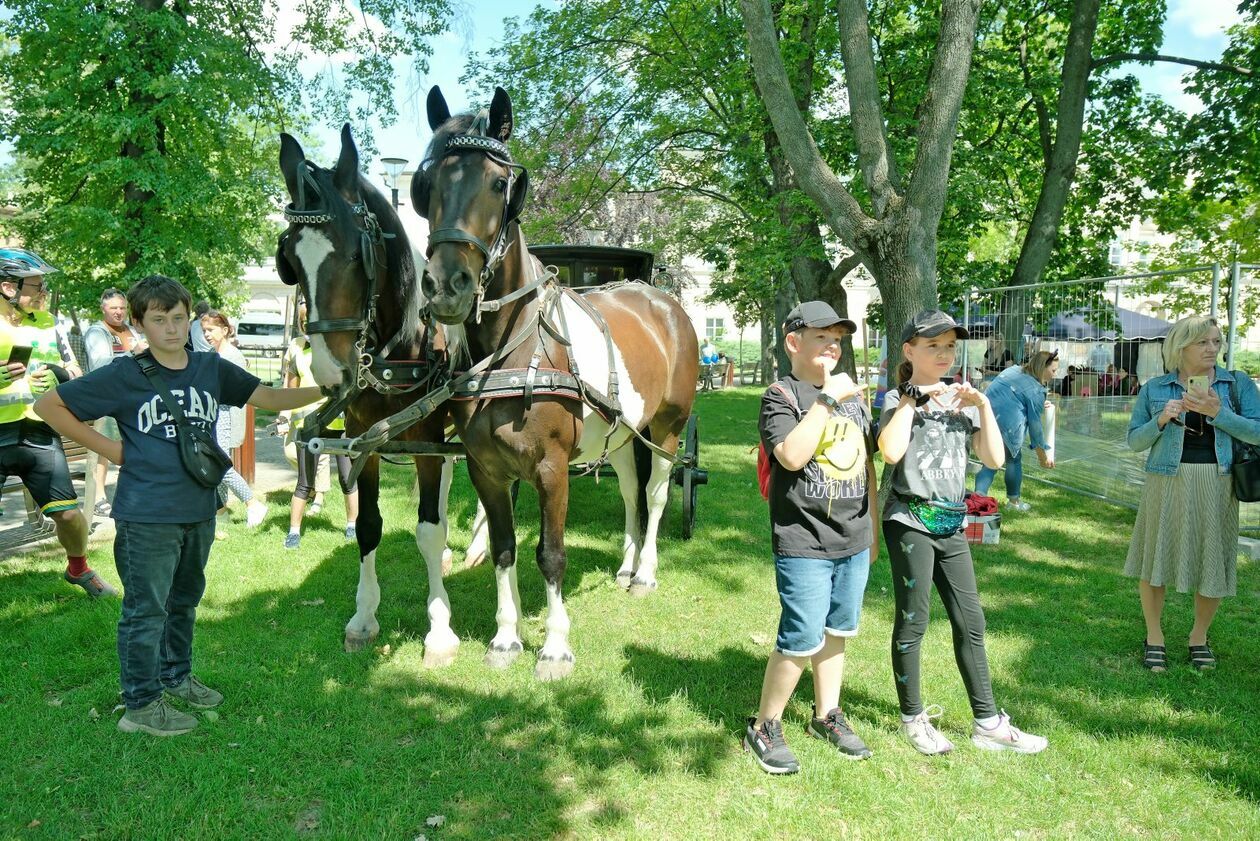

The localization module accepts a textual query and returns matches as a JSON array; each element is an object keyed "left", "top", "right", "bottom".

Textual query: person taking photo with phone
[
  {"left": 1125, "top": 316, "right": 1260, "bottom": 673},
  {"left": 0, "top": 248, "right": 111, "bottom": 598}
]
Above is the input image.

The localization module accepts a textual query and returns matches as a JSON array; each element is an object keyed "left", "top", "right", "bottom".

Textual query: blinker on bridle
[{"left": 282, "top": 161, "right": 394, "bottom": 345}]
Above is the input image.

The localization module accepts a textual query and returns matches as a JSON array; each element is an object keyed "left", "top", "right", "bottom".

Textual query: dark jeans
[
  {"left": 885, "top": 519, "right": 998, "bottom": 720},
  {"left": 114, "top": 519, "right": 215, "bottom": 709}
]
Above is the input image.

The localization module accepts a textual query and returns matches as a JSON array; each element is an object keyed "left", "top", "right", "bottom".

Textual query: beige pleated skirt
[{"left": 1124, "top": 463, "right": 1238, "bottom": 598}]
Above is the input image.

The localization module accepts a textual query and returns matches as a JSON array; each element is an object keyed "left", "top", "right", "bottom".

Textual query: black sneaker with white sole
[
  {"left": 744, "top": 717, "right": 800, "bottom": 775},
  {"left": 807, "top": 706, "right": 872, "bottom": 760}
]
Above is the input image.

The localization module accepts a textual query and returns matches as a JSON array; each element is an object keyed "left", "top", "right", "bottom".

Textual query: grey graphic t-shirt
[
  {"left": 57, "top": 352, "right": 259, "bottom": 523},
  {"left": 879, "top": 389, "right": 980, "bottom": 530}
]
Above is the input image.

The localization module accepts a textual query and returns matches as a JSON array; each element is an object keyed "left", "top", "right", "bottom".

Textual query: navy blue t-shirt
[{"left": 57, "top": 352, "right": 260, "bottom": 523}]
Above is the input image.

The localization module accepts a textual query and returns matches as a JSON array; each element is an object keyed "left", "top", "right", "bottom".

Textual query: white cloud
[{"left": 1167, "top": 0, "right": 1243, "bottom": 40}]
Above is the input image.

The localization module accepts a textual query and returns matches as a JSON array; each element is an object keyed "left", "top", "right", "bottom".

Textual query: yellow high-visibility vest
[{"left": 0, "top": 310, "right": 60, "bottom": 423}]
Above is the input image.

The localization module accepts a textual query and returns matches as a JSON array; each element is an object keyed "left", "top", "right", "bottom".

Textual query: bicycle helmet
[{"left": 0, "top": 248, "right": 59, "bottom": 279}]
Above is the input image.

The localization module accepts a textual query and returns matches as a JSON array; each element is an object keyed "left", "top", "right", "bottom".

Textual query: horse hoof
[
  {"left": 485, "top": 641, "right": 523, "bottom": 669},
  {"left": 534, "top": 654, "right": 575, "bottom": 682},
  {"left": 441, "top": 547, "right": 454, "bottom": 577},
  {"left": 344, "top": 630, "right": 377, "bottom": 652},
  {"left": 615, "top": 571, "right": 633, "bottom": 590},
  {"left": 628, "top": 578, "right": 658, "bottom": 598},
  {"left": 423, "top": 645, "right": 458, "bottom": 668}
]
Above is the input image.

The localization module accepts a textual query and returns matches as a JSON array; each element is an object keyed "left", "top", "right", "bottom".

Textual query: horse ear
[
  {"left": 279, "top": 133, "right": 306, "bottom": 199},
  {"left": 427, "top": 86, "right": 451, "bottom": 130},
  {"left": 489, "top": 86, "right": 514, "bottom": 142},
  {"left": 333, "top": 123, "right": 360, "bottom": 194}
]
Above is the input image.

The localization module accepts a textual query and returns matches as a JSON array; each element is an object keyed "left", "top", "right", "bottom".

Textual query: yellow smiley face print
[{"left": 814, "top": 414, "right": 865, "bottom": 481}]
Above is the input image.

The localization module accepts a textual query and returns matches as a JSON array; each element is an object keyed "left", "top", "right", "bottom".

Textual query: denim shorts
[{"left": 774, "top": 549, "right": 871, "bottom": 657}]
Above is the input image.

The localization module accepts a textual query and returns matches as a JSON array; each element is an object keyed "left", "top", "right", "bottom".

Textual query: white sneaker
[
  {"left": 971, "top": 710, "right": 1048, "bottom": 754},
  {"left": 901, "top": 705, "right": 954, "bottom": 755},
  {"left": 246, "top": 500, "right": 268, "bottom": 528},
  {"left": 1007, "top": 500, "right": 1031, "bottom": 512}
]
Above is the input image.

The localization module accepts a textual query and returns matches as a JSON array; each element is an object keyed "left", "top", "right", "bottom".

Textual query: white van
[{"left": 235, "top": 310, "right": 288, "bottom": 350}]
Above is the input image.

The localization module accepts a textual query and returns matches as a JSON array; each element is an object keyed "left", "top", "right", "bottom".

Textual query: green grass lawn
[{"left": 2, "top": 387, "right": 1259, "bottom": 839}]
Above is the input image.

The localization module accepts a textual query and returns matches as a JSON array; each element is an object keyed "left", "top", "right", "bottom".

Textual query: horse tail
[{"left": 633, "top": 428, "right": 652, "bottom": 537}]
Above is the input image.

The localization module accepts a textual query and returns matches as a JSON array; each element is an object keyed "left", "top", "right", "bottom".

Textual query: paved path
[{"left": 0, "top": 433, "right": 298, "bottom": 554}]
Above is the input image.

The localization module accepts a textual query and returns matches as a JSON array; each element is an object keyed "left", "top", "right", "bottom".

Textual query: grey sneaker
[
  {"left": 118, "top": 697, "right": 198, "bottom": 737},
  {"left": 901, "top": 705, "right": 954, "bottom": 755},
  {"left": 164, "top": 675, "right": 224, "bottom": 709},
  {"left": 64, "top": 568, "right": 119, "bottom": 599},
  {"left": 807, "top": 706, "right": 872, "bottom": 760},
  {"left": 284, "top": 532, "right": 301, "bottom": 550},
  {"left": 345, "top": 523, "right": 356, "bottom": 541},
  {"left": 744, "top": 717, "right": 800, "bottom": 775},
  {"left": 971, "top": 710, "right": 1048, "bottom": 754}
]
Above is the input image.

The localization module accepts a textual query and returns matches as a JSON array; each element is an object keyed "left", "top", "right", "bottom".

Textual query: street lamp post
[{"left": 379, "top": 157, "right": 408, "bottom": 209}]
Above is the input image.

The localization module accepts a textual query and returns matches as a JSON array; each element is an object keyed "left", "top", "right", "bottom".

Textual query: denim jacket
[
  {"left": 984, "top": 365, "right": 1049, "bottom": 456},
  {"left": 1127, "top": 366, "right": 1260, "bottom": 475}
]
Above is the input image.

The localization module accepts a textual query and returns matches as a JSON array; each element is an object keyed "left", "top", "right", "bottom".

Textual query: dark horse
[
  {"left": 414, "top": 86, "right": 699, "bottom": 679},
  {"left": 275, "top": 126, "right": 486, "bottom": 662}
]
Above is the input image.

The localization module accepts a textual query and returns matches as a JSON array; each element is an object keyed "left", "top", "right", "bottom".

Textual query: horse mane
[
  {"left": 355, "top": 176, "right": 424, "bottom": 351},
  {"left": 422, "top": 112, "right": 480, "bottom": 169}
]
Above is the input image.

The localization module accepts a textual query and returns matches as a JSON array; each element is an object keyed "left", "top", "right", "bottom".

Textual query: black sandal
[
  {"left": 1142, "top": 641, "right": 1167, "bottom": 672},
  {"left": 1189, "top": 643, "right": 1217, "bottom": 671}
]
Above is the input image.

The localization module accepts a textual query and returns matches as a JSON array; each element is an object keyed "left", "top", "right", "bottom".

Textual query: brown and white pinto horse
[
  {"left": 276, "top": 126, "right": 486, "bottom": 662},
  {"left": 414, "top": 86, "right": 699, "bottom": 679}
]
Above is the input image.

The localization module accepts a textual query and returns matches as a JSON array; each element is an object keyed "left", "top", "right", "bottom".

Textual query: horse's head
[
  {"left": 277, "top": 125, "right": 416, "bottom": 387},
  {"left": 415, "top": 86, "right": 529, "bottom": 325}
]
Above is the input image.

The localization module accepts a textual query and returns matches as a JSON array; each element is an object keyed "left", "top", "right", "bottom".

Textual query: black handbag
[
  {"left": 134, "top": 352, "right": 234, "bottom": 489},
  {"left": 1226, "top": 372, "right": 1260, "bottom": 503}
]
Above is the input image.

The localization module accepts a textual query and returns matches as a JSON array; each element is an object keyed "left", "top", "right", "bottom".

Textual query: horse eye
[{"left": 494, "top": 177, "right": 508, "bottom": 193}]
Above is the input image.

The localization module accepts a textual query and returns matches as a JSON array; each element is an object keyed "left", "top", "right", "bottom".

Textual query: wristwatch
[{"left": 816, "top": 392, "right": 841, "bottom": 412}]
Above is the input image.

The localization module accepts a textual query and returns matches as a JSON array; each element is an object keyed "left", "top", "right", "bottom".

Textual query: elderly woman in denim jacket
[
  {"left": 1126, "top": 316, "right": 1260, "bottom": 672},
  {"left": 974, "top": 351, "right": 1059, "bottom": 511}
]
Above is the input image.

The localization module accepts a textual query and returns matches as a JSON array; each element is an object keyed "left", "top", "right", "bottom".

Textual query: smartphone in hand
[
  {"left": 6, "top": 345, "right": 32, "bottom": 367},
  {"left": 1186, "top": 375, "right": 1210, "bottom": 392}
]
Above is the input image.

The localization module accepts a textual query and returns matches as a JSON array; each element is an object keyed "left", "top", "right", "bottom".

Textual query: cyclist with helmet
[{"left": 0, "top": 248, "right": 115, "bottom": 598}]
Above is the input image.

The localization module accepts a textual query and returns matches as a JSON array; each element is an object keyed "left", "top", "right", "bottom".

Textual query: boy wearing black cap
[{"left": 745, "top": 300, "right": 878, "bottom": 774}]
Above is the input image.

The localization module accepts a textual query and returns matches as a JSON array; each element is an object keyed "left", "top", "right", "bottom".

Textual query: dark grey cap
[
  {"left": 782, "top": 301, "right": 857, "bottom": 336},
  {"left": 900, "top": 309, "right": 970, "bottom": 344}
]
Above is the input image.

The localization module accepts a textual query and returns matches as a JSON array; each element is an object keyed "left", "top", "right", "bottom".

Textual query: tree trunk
[
  {"left": 1002, "top": 0, "right": 1102, "bottom": 360},
  {"left": 773, "top": 275, "right": 795, "bottom": 379}
]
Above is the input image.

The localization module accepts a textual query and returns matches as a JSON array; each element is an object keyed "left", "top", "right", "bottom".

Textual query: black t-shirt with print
[{"left": 760, "top": 375, "right": 873, "bottom": 559}]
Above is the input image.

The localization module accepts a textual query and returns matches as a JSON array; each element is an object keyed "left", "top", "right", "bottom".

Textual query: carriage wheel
[{"left": 679, "top": 416, "right": 703, "bottom": 539}]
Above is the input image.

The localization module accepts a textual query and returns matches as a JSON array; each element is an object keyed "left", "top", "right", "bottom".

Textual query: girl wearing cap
[
  {"left": 877, "top": 309, "right": 1048, "bottom": 756},
  {"left": 974, "top": 350, "right": 1060, "bottom": 511}
]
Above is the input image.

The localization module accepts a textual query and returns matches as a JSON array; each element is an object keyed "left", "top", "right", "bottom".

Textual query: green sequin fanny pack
[{"left": 902, "top": 497, "right": 967, "bottom": 535}]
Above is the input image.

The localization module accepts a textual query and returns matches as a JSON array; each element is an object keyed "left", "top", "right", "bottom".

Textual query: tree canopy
[{"left": 0, "top": 0, "right": 453, "bottom": 314}]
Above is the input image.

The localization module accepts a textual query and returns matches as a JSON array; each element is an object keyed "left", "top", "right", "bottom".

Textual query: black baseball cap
[
  {"left": 782, "top": 301, "right": 857, "bottom": 335},
  {"left": 901, "top": 309, "right": 970, "bottom": 344}
]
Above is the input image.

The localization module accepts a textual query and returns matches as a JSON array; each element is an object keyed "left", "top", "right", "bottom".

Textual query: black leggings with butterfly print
[{"left": 884, "top": 519, "right": 998, "bottom": 719}]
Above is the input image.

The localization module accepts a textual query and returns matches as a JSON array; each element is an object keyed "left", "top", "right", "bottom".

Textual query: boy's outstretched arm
[
  {"left": 247, "top": 384, "right": 325, "bottom": 412},
  {"left": 35, "top": 391, "right": 124, "bottom": 464}
]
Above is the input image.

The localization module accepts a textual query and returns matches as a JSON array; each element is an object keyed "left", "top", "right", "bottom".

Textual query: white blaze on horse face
[
  {"left": 559, "top": 294, "right": 645, "bottom": 460},
  {"left": 294, "top": 228, "right": 348, "bottom": 387}
]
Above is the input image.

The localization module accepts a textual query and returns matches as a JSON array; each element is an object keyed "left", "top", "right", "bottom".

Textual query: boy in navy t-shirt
[{"left": 37, "top": 275, "right": 323, "bottom": 737}]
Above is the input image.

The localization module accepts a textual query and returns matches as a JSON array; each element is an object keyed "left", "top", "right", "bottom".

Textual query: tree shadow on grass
[{"left": 957, "top": 486, "right": 1260, "bottom": 804}]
